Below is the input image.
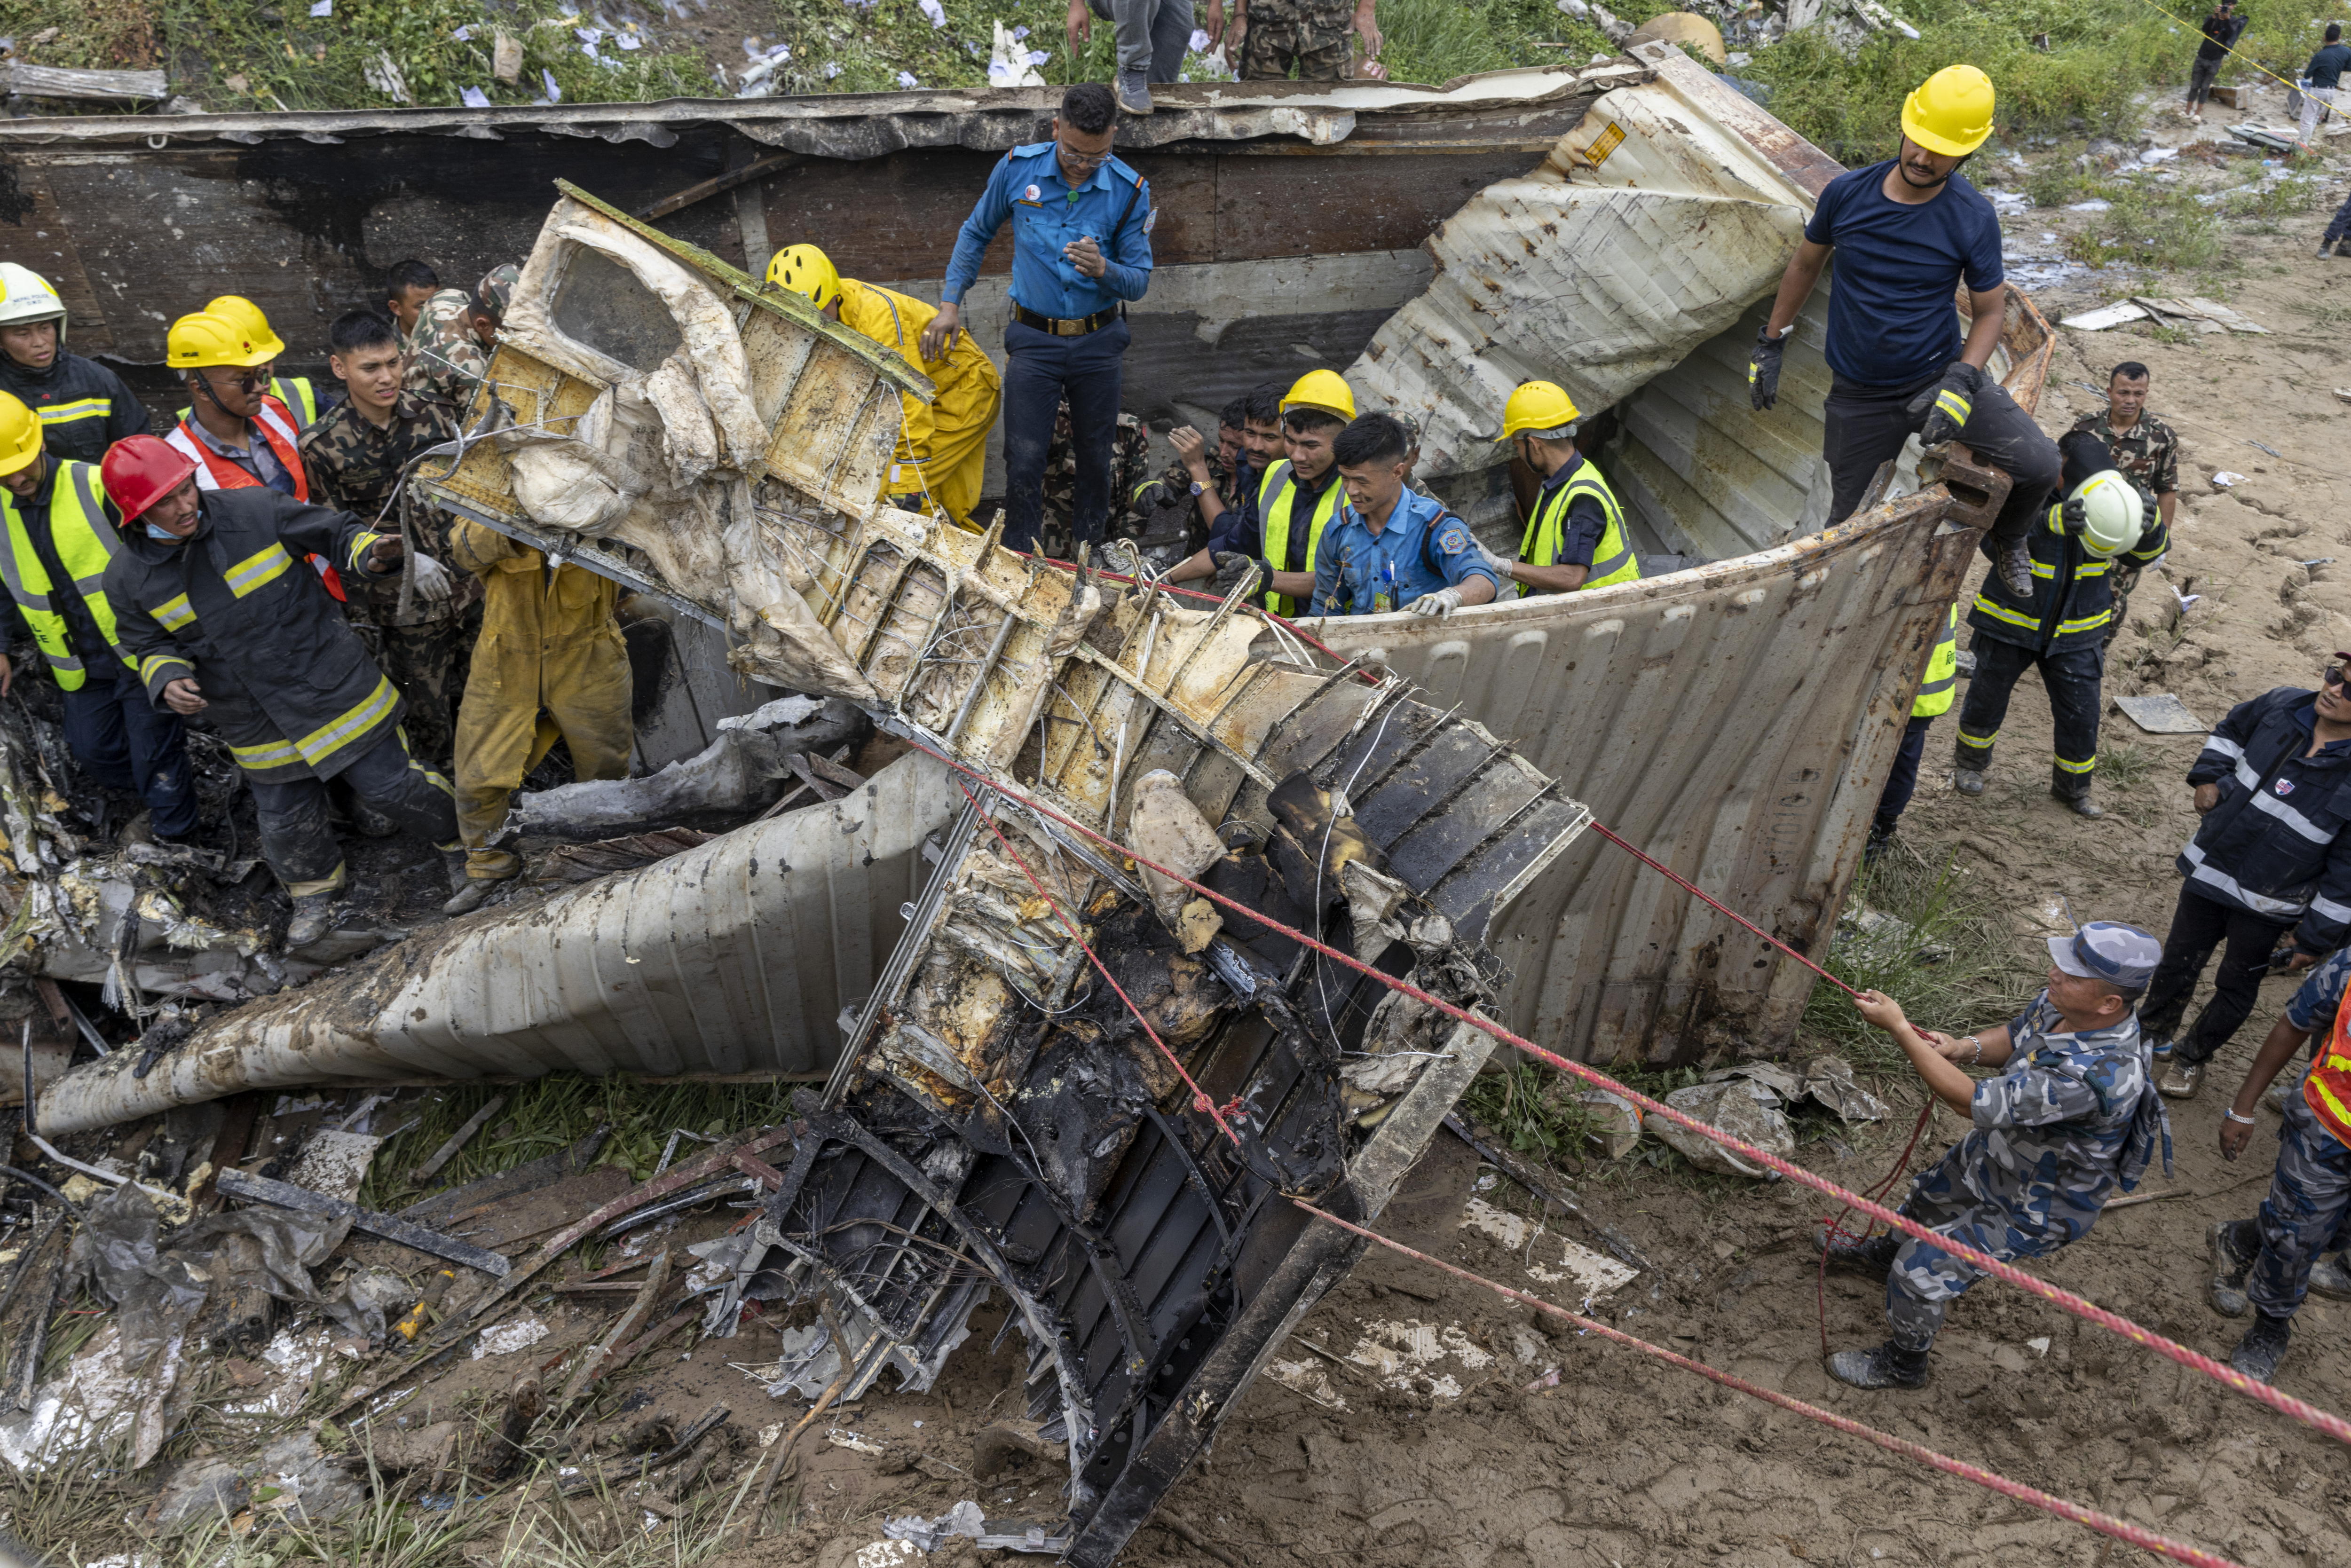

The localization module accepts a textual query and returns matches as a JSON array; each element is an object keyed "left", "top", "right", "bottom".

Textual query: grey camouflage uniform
[
  {"left": 2214, "top": 948, "right": 2351, "bottom": 1319},
  {"left": 1884, "top": 993, "right": 2165, "bottom": 1350}
]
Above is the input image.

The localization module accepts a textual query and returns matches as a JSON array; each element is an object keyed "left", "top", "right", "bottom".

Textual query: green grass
[{"left": 0, "top": 0, "right": 161, "bottom": 71}]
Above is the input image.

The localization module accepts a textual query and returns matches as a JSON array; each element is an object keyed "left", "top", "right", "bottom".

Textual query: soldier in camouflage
[
  {"left": 2068, "top": 362, "right": 2178, "bottom": 668},
  {"left": 403, "top": 264, "right": 518, "bottom": 411},
  {"left": 1039, "top": 397, "right": 1152, "bottom": 558},
  {"left": 301, "top": 310, "right": 483, "bottom": 772},
  {"left": 1231, "top": 0, "right": 1381, "bottom": 80},
  {"left": 1824, "top": 922, "right": 2169, "bottom": 1389}
]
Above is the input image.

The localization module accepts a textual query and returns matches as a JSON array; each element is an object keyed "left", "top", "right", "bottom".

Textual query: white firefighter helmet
[
  {"left": 0, "top": 264, "right": 66, "bottom": 339},
  {"left": 2070, "top": 469, "right": 2144, "bottom": 560}
]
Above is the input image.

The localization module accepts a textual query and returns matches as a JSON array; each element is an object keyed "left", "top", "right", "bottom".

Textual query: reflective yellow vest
[
  {"left": 0, "top": 460, "right": 129, "bottom": 692},
  {"left": 1518, "top": 453, "right": 1639, "bottom": 595},
  {"left": 1259, "top": 459, "right": 1344, "bottom": 618},
  {"left": 2306, "top": 981, "right": 2351, "bottom": 1154},
  {"left": 1913, "top": 604, "right": 1959, "bottom": 718},
  {"left": 178, "top": 376, "right": 321, "bottom": 429}
]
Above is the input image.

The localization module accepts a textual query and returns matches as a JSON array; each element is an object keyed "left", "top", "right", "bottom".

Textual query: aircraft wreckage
[{"left": 0, "top": 43, "right": 2047, "bottom": 1560}]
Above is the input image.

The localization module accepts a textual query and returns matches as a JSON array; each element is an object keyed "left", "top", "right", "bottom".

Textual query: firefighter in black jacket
[
  {"left": 97, "top": 435, "right": 465, "bottom": 948},
  {"left": 1952, "top": 430, "right": 2166, "bottom": 819},
  {"left": 2142, "top": 675, "right": 2351, "bottom": 1101}
]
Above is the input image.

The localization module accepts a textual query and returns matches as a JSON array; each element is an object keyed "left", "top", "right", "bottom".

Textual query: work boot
[
  {"left": 442, "top": 847, "right": 471, "bottom": 895},
  {"left": 2207, "top": 1219, "right": 2257, "bottom": 1317},
  {"left": 1827, "top": 1341, "right": 1929, "bottom": 1390},
  {"left": 1816, "top": 1225, "right": 1901, "bottom": 1279},
  {"left": 1995, "top": 537, "right": 2035, "bottom": 597},
  {"left": 2320, "top": 241, "right": 2337, "bottom": 258},
  {"left": 2159, "top": 1059, "right": 2205, "bottom": 1100},
  {"left": 2229, "top": 1312, "right": 2292, "bottom": 1384},
  {"left": 443, "top": 871, "right": 515, "bottom": 917},
  {"left": 1863, "top": 818, "right": 1896, "bottom": 867},
  {"left": 285, "top": 892, "right": 337, "bottom": 948},
  {"left": 2307, "top": 1252, "right": 2351, "bottom": 1300},
  {"left": 1115, "top": 66, "right": 1152, "bottom": 115},
  {"left": 1953, "top": 767, "right": 1986, "bottom": 797},
  {"left": 2056, "top": 790, "right": 2104, "bottom": 819}
]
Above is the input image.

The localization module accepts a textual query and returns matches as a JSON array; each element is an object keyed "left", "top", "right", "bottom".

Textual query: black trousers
[
  {"left": 2327, "top": 186, "right": 2351, "bottom": 248},
  {"left": 1952, "top": 635, "right": 2101, "bottom": 799},
  {"left": 2140, "top": 885, "right": 2296, "bottom": 1066},
  {"left": 1002, "top": 318, "right": 1131, "bottom": 554},
  {"left": 62, "top": 664, "right": 199, "bottom": 838},
  {"left": 250, "top": 726, "right": 458, "bottom": 896},
  {"left": 1873, "top": 712, "right": 1937, "bottom": 830},
  {"left": 1822, "top": 370, "right": 2060, "bottom": 550},
  {"left": 2187, "top": 55, "right": 2225, "bottom": 108}
]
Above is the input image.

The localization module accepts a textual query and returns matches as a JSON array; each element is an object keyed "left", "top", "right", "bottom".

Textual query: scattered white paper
[
  {"left": 919, "top": 0, "right": 948, "bottom": 26},
  {"left": 452, "top": 24, "right": 472, "bottom": 41},
  {"left": 309, "top": 0, "right": 333, "bottom": 14},
  {"left": 473, "top": 1313, "right": 550, "bottom": 1360},
  {"left": 2065, "top": 199, "right": 2111, "bottom": 212},
  {"left": 896, "top": 70, "right": 919, "bottom": 87},
  {"left": 541, "top": 67, "right": 561, "bottom": 102},
  {"left": 460, "top": 85, "right": 489, "bottom": 108},
  {"left": 2210, "top": 471, "right": 2245, "bottom": 488}
]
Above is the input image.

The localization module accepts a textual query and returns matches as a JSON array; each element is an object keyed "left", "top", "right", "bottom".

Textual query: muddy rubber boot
[
  {"left": 2206, "top": 1219, "right": 2257, "bottom": 1317},
  {"left": 285, "top": 892, "right": 336, "bottom": 948},
  {"left": 2159, "top": 1059, "right": 2204, "bottom": 1100},
  {"left": 1816, "top": 1226, "right": 1901, "bottom": 1279},
  {"left": 1863, "top": 818, "right": 1896, "bottom": 867},
  {"left": 1827, "top": 1341, "right": 1929, "bottom": 1390},
  {"left": 1115, "top": 66, "right": 1152, "bottom": 115},
  {"left": 1995, "top": 536, "right": 2035, "bottom": 597},
  {"left": 443, "top": 874, "right": 513, "bottom": 917},
  {"left": 442, "top": 847, "right": 471, "bottom": 895},
  {"left": 2056, "top": 790, "right": 2104, "bottom": 819},
  {"left": 2229, "top": 1312, "right": 2292, "bottom": 1384},
  {"left": 2308, "top": 1252, "right": 2351, "bottom": 1300},
  {"left": 2321, "top": 241, "right": 2337, "bottom": 258},
  {"left": 1953, "top": 767, "right": 1986, "bottom": 797}
]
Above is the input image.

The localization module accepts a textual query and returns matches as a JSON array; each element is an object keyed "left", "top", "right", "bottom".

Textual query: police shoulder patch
[
  {"left": 1143, "top": 206, "right": 1158, "bottom": 234},
  {"left": 1436, "top": 523, "right": 1472, "bottom": 556}
]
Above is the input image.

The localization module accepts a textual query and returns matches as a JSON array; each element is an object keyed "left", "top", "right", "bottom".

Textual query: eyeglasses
[{"left": 1055, "top": 138, "right": 1110, "bottom": 170}]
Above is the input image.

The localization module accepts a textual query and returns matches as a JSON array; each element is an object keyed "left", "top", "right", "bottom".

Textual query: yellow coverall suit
[
  {"left": 448, "top": 520, "right": 635, "bottom": 882},
  {"left": 836, "top": 280, "right": 1001, "bottom": 530}
]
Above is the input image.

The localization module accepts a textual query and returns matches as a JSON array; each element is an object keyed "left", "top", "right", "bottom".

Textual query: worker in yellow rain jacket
[
  {"left": 767, "top": 244, "right": 1002, "bottom": 531},
  {"left": 443, "top": 520, "right": 634, "bottom": 914}
]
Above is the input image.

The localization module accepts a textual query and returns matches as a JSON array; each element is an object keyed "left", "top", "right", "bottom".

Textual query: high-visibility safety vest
[
  {"left": 166, "top": 400, "right": 347, "bottom": 601},
  {"left": 0, "top": 460, "right": 130, "bottom": 692},
  {"left": 177, "top": 377, "right": 321, "bottom": 430},
  {"left": 2305, "top": 981, "right": 2351, "bottom": 1154},
  {"left": 1259, "top": 459, "right": 1344, "bottom": 618},
  {"left": 1517, "top": 453, "right": 1639, "bottom": 596},
  {"left": 1913, "top": 604, "right": 1959, "bottom": 718}
]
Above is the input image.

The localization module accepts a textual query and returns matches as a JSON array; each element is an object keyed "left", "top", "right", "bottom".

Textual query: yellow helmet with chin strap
[
  {"left": 1497, "top": 380, "right": 1581, "bottom": 441},
  {"left": 167, "top": 310, "right": 272, "bottom": 371},
  {"left": 0, "top": 393, "right": 43, "bottom": 479},
  {"left": 1901, "top": 64, "right": 1996, "bottom": 158},
  {"left": 1281, "top": 369, "right": 1355, "bottom": 422},
  {"left": 766, "top": 244, "right": 844, "bottom": 311},
  {"left": 202, "top": 295, "right": 287, "bottom": 362}
]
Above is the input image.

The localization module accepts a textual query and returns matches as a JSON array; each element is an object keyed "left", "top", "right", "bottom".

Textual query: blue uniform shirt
[
  {"left": 1308, "top": 489, "right": 1499, "bottom": 616},
  {"left": 942, "top": 142, "right": 1153, "bottom": 320},
  {"left": 1802, "top": 161, "right": 2004, "bottom": 388}
]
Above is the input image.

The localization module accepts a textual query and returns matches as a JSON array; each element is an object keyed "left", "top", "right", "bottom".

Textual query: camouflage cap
[
  {"left": 1392, "top": 411, "right": 1422, "bottom": 449},
  {"left": 2047, "top": 922, "right": 2161, "bottom": 992},
  {"left": 473, "top": 263, "right": 521, "bottom": 325}
]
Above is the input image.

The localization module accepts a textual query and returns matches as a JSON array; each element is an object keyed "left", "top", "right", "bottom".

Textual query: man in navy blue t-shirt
[{"left": 1748, "top": 63, "right": 2059, "bottom": 599}]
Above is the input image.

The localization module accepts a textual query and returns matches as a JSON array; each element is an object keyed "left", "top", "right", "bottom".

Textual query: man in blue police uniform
[
  {"left": 1306, "top": 414, "right": 1499, "bottom": 617},
  {"left": 923, "top": 82, "right": 1153, "bottom": 557},
  {"left": 1828, "top": 921, "right": 2169, "bottom": 1389}
]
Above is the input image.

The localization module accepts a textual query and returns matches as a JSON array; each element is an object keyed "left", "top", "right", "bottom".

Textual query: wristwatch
[{"left": 1188, "top": 480, "right": 1206, "bottom": 497}]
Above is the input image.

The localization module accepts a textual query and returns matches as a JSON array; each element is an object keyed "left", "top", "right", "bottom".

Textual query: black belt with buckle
[{"left": 1011, "top": 303, "right": 1122, "bottom": 336}]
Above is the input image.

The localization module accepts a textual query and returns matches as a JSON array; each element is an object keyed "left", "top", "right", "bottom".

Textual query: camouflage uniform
[
  {"left": 401, "top": 266, "right": 518, "bottom": 414},
  {"left": 1128, "top": 446, "right": 1231, "bottom": 553},
  {"left": 1883, "top": 992, "right": 2165, "bottom": 1350},
  {"left": 2211, "top": 950, "right": 2351, "bottom": 1319},
  {"left": 1239, "top": 0, "right": 1355, "bottom": 80},
  {"left": 2068, "top": 409, "right": 2178, "bottom": 666},
  {"left": 298, "top": 392, "right": 484, "bottom": 772},
  {"left": 1041, "top": 401, "right": 1151, "bottom": 556}
]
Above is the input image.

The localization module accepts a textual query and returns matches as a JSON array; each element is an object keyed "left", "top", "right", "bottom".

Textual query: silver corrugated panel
[{"left": 36, "top": 752, "right": 961, "bottom": 1132}]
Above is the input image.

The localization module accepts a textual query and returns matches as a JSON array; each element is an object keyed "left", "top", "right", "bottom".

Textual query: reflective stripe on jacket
[
  {"left": 1517, "top": 453, "right": 1639, "bottom": 595},
  {"left": 1914, "top": 603, "right": 1959, "bottom": 718},
  {"left": 2309, "top": 984, "right": 2351, "bottom": 1153},
  {"left": 102, "top": 487, "right": 399, "bottom": 785},
  {"left": 166, "top": 398, "right": 310, "bottom": 503},
  {"left": 0, "top": 460, "right": 129, "bottom": 691},
  {"left": 1968, "top": 497, "right": 2166, "bottom": 654},
  {"left": 177, "top": 377, "right": 320, "bottom": 430},
  {"left": 2180, "top": 686, "right": 2351, "bottom": 950},
  {"left": 1258, "top": 459, "right": 1343, "bottom": 618}
]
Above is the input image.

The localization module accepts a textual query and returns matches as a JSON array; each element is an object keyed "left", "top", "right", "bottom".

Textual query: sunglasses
[
  {"left": 2326, "top": 655, "right": 2351, "bottom": 688},
  {"left": 210, "top": 368, "right": 270, "bottom": 391}
]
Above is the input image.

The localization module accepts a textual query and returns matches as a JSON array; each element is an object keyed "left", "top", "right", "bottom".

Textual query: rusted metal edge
[{"left": 214, "top": 1168, "right": 514, "bottom": 1277}]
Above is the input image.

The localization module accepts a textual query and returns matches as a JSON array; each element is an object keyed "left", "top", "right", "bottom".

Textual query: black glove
[
  {"left": 1908, "top": 362, "right": 1978, "bottom": 448},
  {"left": 2141, "top": 495, "right": 2160, "bottom": 533},
  {"left": 2059, "top": 493, "right": 2088, "bottom": 534},
  {"left": 1748, "top": 327, "right": 1787, "bottom": 411},
  {"left": 1209, "top": 552, "right": 1265, "bottom": 598}
]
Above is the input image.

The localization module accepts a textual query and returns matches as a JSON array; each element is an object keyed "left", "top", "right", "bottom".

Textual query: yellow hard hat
[
  {"left": 1282, "top": 369, "right": 1355, "bottom": 422},
  {"left": 1900, "top": 64, "right": 1996, "bottom": 158},
  {"left": 202, "top": 295, "right": 287, "bottom": 362},
  {"left": 0, "top": 392, "right": 41, "bottom": 479},
  {"left": 766, "top": 244, "right": 843, "bottom": 311},
  {"left": 1498, "top": 380, "right": 1581, "bottom": 441},
  {"left": 167, "top": 310, "right": 272, "bottom": 371}
]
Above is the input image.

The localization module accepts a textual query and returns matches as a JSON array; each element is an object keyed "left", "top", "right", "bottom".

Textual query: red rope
[
  {"left": 1815, "top": 1098, "right": 1936, "bottom": 1361},
  {"left": 896, "top": 735, "right": 2351, "bottom": 1449},
  {"left": 1290, "top": 1203, "right": 2248, "bottom": 1568},
  {"left": 1585, "top": 820, "right": 1863, "bottom": 1001}
]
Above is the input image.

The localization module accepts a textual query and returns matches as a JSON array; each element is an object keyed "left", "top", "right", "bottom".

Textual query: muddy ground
[{"left": 687, "top": 108, "right": 2351, "bottom": 1568}]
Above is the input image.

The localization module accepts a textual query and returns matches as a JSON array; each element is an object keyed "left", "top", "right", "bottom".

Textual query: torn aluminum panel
[{"left": 708, "top": 667, "right": 1587, "bottom": 1564}]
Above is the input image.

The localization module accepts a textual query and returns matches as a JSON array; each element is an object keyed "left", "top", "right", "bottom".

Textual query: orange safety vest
[
  {"left": 163, "top": 398, "right": 345, "bottom": 601},
  {"left": 2306, "top": 983, "right": 2351, "bottom": 1152}
]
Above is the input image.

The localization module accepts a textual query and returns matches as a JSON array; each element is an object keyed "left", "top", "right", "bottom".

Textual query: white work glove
[
  {"left": 1408, "top": 585, "right": 1464, "bottom": 618},
  {"left": 1468, "top": 537, "right": 1517, "bottom": 583},
  {"left": 408, "top": 552, "right": 456, "bottom": 604}
]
